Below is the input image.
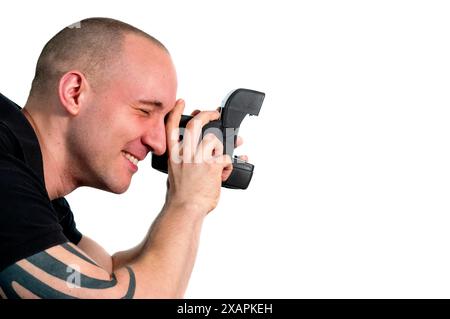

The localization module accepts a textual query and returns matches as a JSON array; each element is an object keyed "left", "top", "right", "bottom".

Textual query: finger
[
  {"left": 191, "top": 109, "right": 201, "bottom": 116},
  {"left": 235, "top": 136, "right": 243, "bottom": 148},
  {"left": 183, "top": 110, "right": 221, "bottom": 161},
  {"left": 185, "top": 110, "right": 220, "bottom": 131},
  {"left": 220, "top": 155, "right": 233, "bottom": 181},
  {"left": 166, "top": 100, "right": 185, "bottom": 164},
  {"left": 196, "top": 133, "right": 223, "bottom": 163},
  {"left": 237, "top": 155, "right": 248, "bottom": 162},
  {"left": 166, "top": 99, "right": 185, "bottom": 151}
]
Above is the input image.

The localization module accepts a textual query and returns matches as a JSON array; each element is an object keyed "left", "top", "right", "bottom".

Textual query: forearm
[
  {"left": 112, "top": 203, "right": 205, "bottom": 297},
  {"left": 109, "top": 104, "right": 232, "bottom": 297},
  {"left": 111, "top": 206, "right": 166, "bottom": 270}
]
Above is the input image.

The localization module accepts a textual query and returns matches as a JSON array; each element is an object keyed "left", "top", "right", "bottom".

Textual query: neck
[{"left": 22, "top": 104, "right": 79, "bottom": 200}]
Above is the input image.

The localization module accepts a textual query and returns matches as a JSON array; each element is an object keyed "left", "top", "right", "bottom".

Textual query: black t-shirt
[{"left": 0, "top": 93, "right": 82, "bottom": 272}]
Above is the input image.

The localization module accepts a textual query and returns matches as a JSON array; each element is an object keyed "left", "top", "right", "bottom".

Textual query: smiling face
[{"left": 67, "top": 33, "right": 177, "bottom": 193}]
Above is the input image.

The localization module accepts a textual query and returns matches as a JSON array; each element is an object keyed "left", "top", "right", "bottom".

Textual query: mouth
[{"left": 122, "top": 151, "right": 140, "bottom": 167}]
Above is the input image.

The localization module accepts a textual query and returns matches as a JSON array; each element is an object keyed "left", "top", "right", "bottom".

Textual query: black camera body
[{"left": 151, "top": 88, "right": 265, "bottom": 189}]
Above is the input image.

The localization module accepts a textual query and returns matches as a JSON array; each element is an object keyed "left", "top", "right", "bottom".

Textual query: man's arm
[
  {"left": 0, "top": 201, "right": 205, "bottom": 298},
  {"left": 0, "top": 243, "right": 135, "bottom": 298},
  {"left": 77, "top": 235, "right": 113, "bottom": 274}
]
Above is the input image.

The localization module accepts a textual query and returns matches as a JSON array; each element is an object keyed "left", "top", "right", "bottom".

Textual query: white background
[{"left": 1, "top": 0, "right": 450, "bottom": 298}]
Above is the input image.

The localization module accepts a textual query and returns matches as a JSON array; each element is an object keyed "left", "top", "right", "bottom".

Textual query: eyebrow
[{"left": 138, "top": 99, "right": 164, "bottom": 108}]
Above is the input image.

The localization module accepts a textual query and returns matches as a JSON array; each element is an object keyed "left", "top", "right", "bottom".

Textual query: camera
[{"left": 151, "top": 88, "right": 265, "bottom": 189}]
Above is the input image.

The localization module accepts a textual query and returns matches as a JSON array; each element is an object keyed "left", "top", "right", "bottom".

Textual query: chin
[
  {"left": 93, "top": 163, "right": 134, "bottom": 194},
  {"left": 97, "top": 174, "right": 132, "bottom": 194},
  {"left": 109, "top": 180, "right": 131, "bottom": 194}
]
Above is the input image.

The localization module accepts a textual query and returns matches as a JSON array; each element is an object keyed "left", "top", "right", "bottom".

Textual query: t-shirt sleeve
[
  {"left": 0, "top": 155, "right": 73, "bottom": 271},
  {"left": 51, "top": 197, "right": 83, "bottom": 245}
]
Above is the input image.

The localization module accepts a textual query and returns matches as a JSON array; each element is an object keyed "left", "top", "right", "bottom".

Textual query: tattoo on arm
[
  {"left": 61, "top": 243, "right": 98, "bottom": 266},
  {"left": 0, "top": 244, "right": 136, "bottom": 299}
]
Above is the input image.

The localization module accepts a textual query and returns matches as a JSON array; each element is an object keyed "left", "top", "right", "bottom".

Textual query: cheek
[
  {"left": 114, "top": 118, "right": 149, "bottom": 151},
  {"left": 72, "top": 112, "right": 119, "bottom": 159},
  {"left": 123, "top": 117, "right": 145, "bottom": 138}
]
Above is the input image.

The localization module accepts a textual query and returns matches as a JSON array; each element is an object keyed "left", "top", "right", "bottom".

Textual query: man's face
[{"left": 69, "top": 34, "right": 177, "bottom": 193}]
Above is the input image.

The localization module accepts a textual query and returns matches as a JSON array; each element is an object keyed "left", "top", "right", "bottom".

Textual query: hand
[
  {"left": 189, "top": 108, "right": 247, "bottom": 182},
  {"left": 164, "top": 99, "right": 237, "bottom": 216}
]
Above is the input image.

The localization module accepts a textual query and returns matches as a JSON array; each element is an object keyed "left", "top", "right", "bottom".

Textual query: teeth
[{"left": 123, "top": 151, "right": 139, "bottom": 166}]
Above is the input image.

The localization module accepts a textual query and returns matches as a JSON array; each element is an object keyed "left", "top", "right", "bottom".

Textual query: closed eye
[{"left": 139, "top": 109, "right": 150, "bottom": 115}]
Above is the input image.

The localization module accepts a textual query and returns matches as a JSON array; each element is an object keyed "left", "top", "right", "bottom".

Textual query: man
[{"left": 0, "top": 17, "right": 244, "bottom": 298}]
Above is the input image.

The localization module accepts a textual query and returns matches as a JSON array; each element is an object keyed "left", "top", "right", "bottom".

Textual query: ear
[{"left": 58, "top": 71, "right": 88, "bottom": 116}]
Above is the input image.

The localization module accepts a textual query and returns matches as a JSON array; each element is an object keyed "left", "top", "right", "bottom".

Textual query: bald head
[{"left": 30, "top": 17, "right": 168, "bottom": 97}]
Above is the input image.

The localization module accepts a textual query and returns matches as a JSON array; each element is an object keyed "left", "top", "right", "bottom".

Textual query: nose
[{"left": 142, "top": 118, "right": 167, "bottom": 156}]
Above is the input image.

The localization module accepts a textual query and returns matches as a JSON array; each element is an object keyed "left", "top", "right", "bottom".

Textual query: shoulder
[
  {"left": 0, "top": 93, "right": 22, "bottom": 154},
  {"left": 0, "top": 154, "right": 45, "bottom": 195},
  {"left": 0, "top": 122, "right": 19, "bottom": 155},
  {"left": 0, "top": 153, "right": 54, "bottom": 220}
]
